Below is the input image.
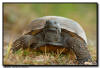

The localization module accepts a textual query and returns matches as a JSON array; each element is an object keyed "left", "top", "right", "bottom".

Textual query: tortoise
[{"left": 11, "top": 16, "right": 92, "bottom": 64}]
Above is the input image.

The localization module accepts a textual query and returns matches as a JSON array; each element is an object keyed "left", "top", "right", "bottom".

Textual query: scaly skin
[
  {"left": 64, "top": 35, "right": 92, "bottom": 64},
  {"left": 11, "top": 35, "right": 37, "bottom": 53}
]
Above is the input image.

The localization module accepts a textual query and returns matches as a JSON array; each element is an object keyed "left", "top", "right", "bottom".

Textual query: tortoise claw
[{"left": 77, "top": 56, "right": 92, "bottom": 64}]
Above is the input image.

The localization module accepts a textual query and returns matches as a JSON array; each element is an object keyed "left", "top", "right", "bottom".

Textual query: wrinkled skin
[{"left": 11, "top": 20, "right": 92, "bottom": 64}]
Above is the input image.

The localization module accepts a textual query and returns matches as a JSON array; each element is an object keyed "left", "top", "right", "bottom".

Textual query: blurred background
[
  {"left": 4, "top": 3, "right": 97, "bottom": 46},
  {"left": 3, "top": 3, "right": 97, "bottom": 65}
]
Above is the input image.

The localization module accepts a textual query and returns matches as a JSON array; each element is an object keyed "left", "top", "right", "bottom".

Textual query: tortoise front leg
[
  {"left": 66, "top": 37, "right": 92, "bottom": 64},
  {"left": 11, "top": 35, "right": 37, "bottom": 53}
]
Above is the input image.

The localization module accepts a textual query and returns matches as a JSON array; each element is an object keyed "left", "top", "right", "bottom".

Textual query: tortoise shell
[{"left": 24, "top": 16, "right": 87, "bottom": 44}]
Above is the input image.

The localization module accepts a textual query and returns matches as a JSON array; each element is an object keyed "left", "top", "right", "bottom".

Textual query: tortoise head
[
  {"left": 45, "top": 20, "right": 61, "bottom": 32},
  {"left": 43, "top": 20, "right": 62, "bottom": 45}
]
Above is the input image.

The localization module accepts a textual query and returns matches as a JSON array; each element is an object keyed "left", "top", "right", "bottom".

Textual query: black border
[{"left": 2, "top": 2, "right": 99, "bottom": 67}]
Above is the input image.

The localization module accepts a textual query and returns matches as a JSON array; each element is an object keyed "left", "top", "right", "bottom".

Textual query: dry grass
[{"left": 3, "top": 41, "right": 97, "bottom": 65}]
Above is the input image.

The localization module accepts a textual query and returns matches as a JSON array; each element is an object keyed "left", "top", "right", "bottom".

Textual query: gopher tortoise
[{"left": 11, "top": 16, "right": 92, "bottom": 64}]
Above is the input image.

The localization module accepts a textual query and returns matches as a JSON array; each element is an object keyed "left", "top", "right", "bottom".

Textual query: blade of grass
[
  {"left": 44, "top": 46, "right": 47, "bottom": 64},
  {"left": 56, "top": 48, "right": 65, "bottom": 58},
  {"left": 52, "top": 48, "right": 66, "bottom": 62},
  {"left": 5, "top": 39, "right": 13, "bottom": 58}
]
